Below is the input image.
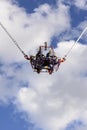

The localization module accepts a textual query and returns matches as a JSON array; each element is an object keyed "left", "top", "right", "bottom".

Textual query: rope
[
  {"left": 64, "top": 26, "right": 87, "bottom": 57},
  {"left": 0, "top": 21, "right": 87, "bottom": 59},
  {"left": 0, "top": 21, "right": 26, "bottom": 56}
]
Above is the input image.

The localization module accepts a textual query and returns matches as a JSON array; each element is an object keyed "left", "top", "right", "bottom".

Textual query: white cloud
[
  {"left": 0, "top": 0, "right": 70, "bottom": 63},
  {"left": 57, "top": 20, "right": 87, "bottom": 43},
  {"left": 59, "top": 0, "right": 87, "bottom": 10},
  {"left": 15, "top": 41, "right": 87, "bottom": 130},
  {"left": 74, "top": 0, "right": 87, "bottom": 10},
  {"left": 0, "top": 0, "right": 87, "bottom": 130},
  {"left": 0, "top": 63, "right": 19, "bottom": 104},
  {"left": 0, "top": 57, "right": 32, "bottom": 104}
]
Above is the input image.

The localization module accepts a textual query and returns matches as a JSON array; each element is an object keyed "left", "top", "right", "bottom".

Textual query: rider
[
  {"left": 36, "top": 46, "right": 41, "bottom": 60},
  {"left": 24, "top": 46, "right": 45, "bottom": 73},
  {"left": 35, "top": 46, "right": 45, "bottom": 73},
  {"left": 24, "top": 44, "right": 66, "bottom": 74},
  {"left": 34, "top": 45, "right": 54, "bottom": 74}
]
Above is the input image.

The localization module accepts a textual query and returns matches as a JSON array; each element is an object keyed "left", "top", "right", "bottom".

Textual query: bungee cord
[
  {"left": 0, "top": 21, "right": 87, "bottom": 74},
  {"left": 0, "top": 21, "right": 87, "bottom": 58},
  {"left": 0, "top": 21, "right": 26, "bottom": 56},
  {"left": 64, "top": 26, "right": 87, "bottom": 57}
]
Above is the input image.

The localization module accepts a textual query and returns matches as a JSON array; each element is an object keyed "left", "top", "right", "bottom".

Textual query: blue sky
[
  {"left": 17, "top": 0, "right": 57, "bottom": 13},
  {"left": 0, "top": 104, "right": 28, "bottom": 130},
  {"left": 0, "top": 0, "right": 87, "bottom": 130}
]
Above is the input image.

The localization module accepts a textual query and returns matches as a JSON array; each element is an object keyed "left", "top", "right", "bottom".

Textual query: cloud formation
[
  {"left": 0, "top": 0, "right": 87, "bottom": 130},
  {"left": 16, "top": 41, "right": 87, "bottom": 130},
  {"left": 60, "top": 0, "right": 87, "bottom": 10},
  {"left": 0, "top": 0, "right": 70, "bottom": 62},
  {"left": 74, "top": 0, "right": 87, "bottom": 10}
]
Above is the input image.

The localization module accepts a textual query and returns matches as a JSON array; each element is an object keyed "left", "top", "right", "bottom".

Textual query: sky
[{"left": 0, "top": 0, "right": 87, "bottom": 130}]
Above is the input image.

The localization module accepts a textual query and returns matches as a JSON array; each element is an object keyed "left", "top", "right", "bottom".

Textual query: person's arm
[{"left": 24, "top": 55, "right": 30, "bottom": 60}]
